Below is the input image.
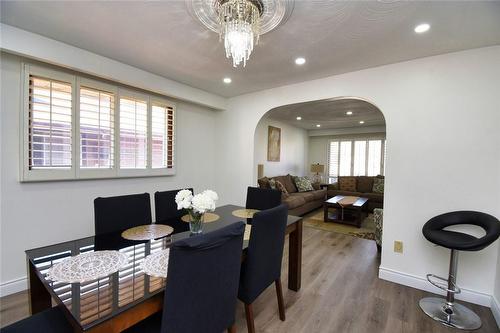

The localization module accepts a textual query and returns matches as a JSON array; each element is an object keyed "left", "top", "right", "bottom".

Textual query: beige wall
[{"left": 253, "top": 117, "right": 308, "bottom": 180}]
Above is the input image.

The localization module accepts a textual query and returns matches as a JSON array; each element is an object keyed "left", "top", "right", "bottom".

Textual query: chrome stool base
[{"left": 419, "top": 297, "right": 481, "bottom": 330}]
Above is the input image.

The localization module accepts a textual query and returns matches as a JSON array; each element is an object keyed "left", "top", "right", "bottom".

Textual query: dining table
[{"left": 25, "top": 204, "right": 303, "bottom": 333}]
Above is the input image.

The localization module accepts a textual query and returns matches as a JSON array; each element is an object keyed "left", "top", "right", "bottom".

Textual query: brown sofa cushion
[
  {"left": 311, "top": 189, "right": 327, "bottom": 200},
  {"left": 272, "top": 175, "right": 297, "bottom": 193},
  {"left": 283, "top": 195, "right": 306, "bottom": 209},
  {"left": 257, "top": 177, "right": 270, "bottom": 189},
  {"left": 362, "top": 192, "right": 384, "bottom": 203},
  {"left": 339, "top": 177, "right": 356, "bottom": 191},
  {"left": 289, "top": 192, "right": 315, "bottom": 203},
  {"left": 275, "top": 180, "right": 289, "bottom": 198},
  {"left": 357, "top": 176, "right": 374, "bottom": 193}
]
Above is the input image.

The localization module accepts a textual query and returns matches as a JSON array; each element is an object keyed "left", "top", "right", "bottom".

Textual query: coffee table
[{"left": 323, "top": 195, "right": 369, "bottom": 228}]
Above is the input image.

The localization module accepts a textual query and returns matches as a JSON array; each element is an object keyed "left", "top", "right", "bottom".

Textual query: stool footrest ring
[{"left": 426, "top": 274, "right": 461, "bottom": 294}]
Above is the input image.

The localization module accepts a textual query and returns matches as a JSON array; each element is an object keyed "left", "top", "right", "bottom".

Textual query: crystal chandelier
[
  {"left": 217, "top": 0, "right": 262, "bottom": 67},
  {"left": 187, "top": 0, "right": 294, "bottom": 68}
]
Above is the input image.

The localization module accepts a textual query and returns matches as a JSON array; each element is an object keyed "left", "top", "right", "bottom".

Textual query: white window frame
[
  {"left": 77, "top": 77, "right": 118, "bottom": 180},
  {"left": 21, "top": 64, "right": 77, "bottom": 182},
  {"left": 327, "top": 135, "right": 386, "bottom": 183},
  {"left": 149, "top": 97, "right": 176, "bottom": 177},
  {"left": 20, "top": 63, "right": 176, "bottom": 182}
]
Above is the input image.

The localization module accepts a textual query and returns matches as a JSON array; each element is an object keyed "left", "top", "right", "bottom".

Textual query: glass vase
[{"left": 188, "top": 210, "right": 204, "bottom": 234}]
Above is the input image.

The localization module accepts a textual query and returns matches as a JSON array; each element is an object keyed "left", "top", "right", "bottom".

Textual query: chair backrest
[
  {"left": 245, "top": 186, "right": 282, "bottom": 211},
  {"left": 161, "top": 221, "right": 245, "bottom": 333},
  {"left": 154, "top": 189, "right": 193, "bottom": 234},
  {"left": 238, "top": 204, "right": 288, "bottom": 304},
  {"left": 93, "top": 193, "right": 151, "bottom": 235}
]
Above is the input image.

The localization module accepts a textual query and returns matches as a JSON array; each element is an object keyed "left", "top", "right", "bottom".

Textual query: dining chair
[
  {"left": 154, "top": 188, "right": 193, "bottom": 234},
  {"left": 94, "top": 192, "right": 152, "bottom": 235},
  {"left": 124, "top": 221, "right": 245, "bottom": 333},
  {"left": 1, "top": 306, "right": 72, "bottom": 333},
  {"left": 238, "top": 204, "right": 288, "bottom": 333},
  {"left": 245, "top": 186, "right": 282, "bottom": 210}
]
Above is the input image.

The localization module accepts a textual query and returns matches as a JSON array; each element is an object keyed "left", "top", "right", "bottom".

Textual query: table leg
[
  {"left": 288, "top": 220, "right": 302, "bottom": 291},
  {"left": 27, "top": 259, "right": 51, "bottom": 314}
]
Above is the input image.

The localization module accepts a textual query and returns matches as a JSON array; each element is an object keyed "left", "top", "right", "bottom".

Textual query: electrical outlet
[{"left": 394, "top": 240, "right": 403, "bottom": 253}]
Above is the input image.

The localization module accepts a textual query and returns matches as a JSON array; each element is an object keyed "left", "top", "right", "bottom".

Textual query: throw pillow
[
  {"left": 275, "top": 180, "right": 289, "bottom": 198},
  {"left": 293, "top": 176, "right": 314, "bottom": 192},
  {"left": 284, "top": 174, "right": 298, "bottom": 193},
  {"left": 268, "top": 179, "right": 277, "bottom": 189},
  {"left": 339, "top": 176, "right": 357, "bottom": 192},
  {"left": 357, "top": 176, "right": 374, "bottom": 193},
  {"left": 257, "top": 177, "right": 270, "bottom": 189},
  {"left": 372, "top": 178, "right": 384, "bottom": 193},
  {"left": 312, "top": 182, "right": 321, "bottom": 190}
]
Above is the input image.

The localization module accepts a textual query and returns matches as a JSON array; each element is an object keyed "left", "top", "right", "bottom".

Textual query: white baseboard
[
  {"left": 491, "top": 296, "right": 500, "bottom": 329},
  {"left": 0, "top": 276, "right": 27, "bottom": 297},
  {"left": 378, "top": 266, "right": 492, "bottom": 307}
]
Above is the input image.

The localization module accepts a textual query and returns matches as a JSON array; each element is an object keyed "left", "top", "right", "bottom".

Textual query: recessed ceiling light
[
  {"left": 346, "top": 111, "right": 353, "bottom": 115},
  {"left": 295, "top": 57, "right": 306, "bottom": 65},
  {"left": 316, "top": 124, "right": 321, "bottom": 128},
  {"left": 223, "top": 77, "right": 232, "bottom": 84},
  {"left": 296, "top": 116, "right": 302, "bottom": 120},
  {"left": 359, "top": 121, "right": 365, "bottom": 124},
  {"left": 414, "top": 23, "right": 430, "bottom": 34}
]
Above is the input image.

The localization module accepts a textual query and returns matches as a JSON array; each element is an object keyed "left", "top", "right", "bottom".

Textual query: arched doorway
[{"left": 253, "top": 97, "right": 386, "bottom": 250}]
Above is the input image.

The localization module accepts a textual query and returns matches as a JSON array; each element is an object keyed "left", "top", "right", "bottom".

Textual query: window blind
[
  {"left": 328, "top": 138, "right": 386, "bottom": 181},
  {"left": 80, "top": 87, "right": 114, "bottom": 169},
  {"left": 119, "top": 98, "right": 147, "bottom": 169},
  {"left": 29, "top": 76, "right": 72, "bottom": 169},
  {"left": 151, "top": 103, "right": 174, "bottom": 169}
]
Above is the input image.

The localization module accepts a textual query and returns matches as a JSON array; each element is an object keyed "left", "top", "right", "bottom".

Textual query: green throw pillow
[
  {"left": 293, "top": 176, "right": 314, "bottom": 192},
  {"left": 372, "top": 178, "right": 384, "bottom": 194}
]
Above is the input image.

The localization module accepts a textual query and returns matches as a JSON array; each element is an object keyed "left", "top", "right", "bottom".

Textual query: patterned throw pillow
[
  {"left": 339, "top": 177, "right": 357, "bottom": 192},
  {"left": 372, "top": 178, "right": 384, "bottom": 193},
  {"left": 293, "top": 176, "right": 314, "bottom": 192},
  {"left": 257, "top": 177, "right": 270, "bottom": 189},
  {"left": 275, "top": 180, "right": 289, "bottom": 198},
  {"left": 269, "top": 179, "right": 277, "bottom": 189}
]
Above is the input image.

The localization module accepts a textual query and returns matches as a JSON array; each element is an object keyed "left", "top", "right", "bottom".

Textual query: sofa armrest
[{"left": 327, "top": 183, "right": 339, "bottom": 191}]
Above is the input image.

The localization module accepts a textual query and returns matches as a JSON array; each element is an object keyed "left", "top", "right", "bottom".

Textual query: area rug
[{"left": 303, "top": 209, "right": 375, "bottom": 241}]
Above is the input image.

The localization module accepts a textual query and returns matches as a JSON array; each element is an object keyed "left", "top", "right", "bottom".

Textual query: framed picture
[{"left": 267, "top": 126, "right": 281, "bottom": 161}]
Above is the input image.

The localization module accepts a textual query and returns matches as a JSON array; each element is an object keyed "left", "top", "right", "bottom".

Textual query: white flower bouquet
[{"left": 175, "top": 189, "right": 218, "bottom": 233}]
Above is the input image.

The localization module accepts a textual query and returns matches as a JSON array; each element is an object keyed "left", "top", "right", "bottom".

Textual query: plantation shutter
[
  {"left": 80, "top": 87, "right": 115, "bottom": 169},
  {"left": 119, "top": 97, "right": 148, "bottom": 169},
  {"left": 151, "top": 103, "right": 175, "bottom": 169},
  {"left": 328, "top": 141, "right": 339, "bottom": 183},
  {"left": 29, "top": 76, "right": 72, "bottom": 169}
]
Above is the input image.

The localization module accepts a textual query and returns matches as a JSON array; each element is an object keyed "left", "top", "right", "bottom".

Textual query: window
[
  {"left": 29, "top": 76, "right": 73, "bottom": 169},
  {"left": 80, "top": 86, "right": 115, "bottom": 169},
  {"left": 328, "top": 137, "right": 386, "bottom": 183},
  {"left": 21, "top": 64, "right": 176, "bottom": 181},
  {"left": 151, "top": 102, "right": 174, "bottom": 169},
  {"left": 119, "top": 97, "right": 148, "bottom": 169}
]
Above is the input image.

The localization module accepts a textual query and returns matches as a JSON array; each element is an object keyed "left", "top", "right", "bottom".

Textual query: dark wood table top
[{"left": 25, "top": 204, "right": 302, "bottom": 331}]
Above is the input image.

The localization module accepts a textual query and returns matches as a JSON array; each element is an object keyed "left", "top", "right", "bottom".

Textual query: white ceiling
[
  {"left": 2, "top": 1, "right": 500, "bottom": 98},
  {"left": 267, "top": 98, "right": 385, "bottom": 130}
]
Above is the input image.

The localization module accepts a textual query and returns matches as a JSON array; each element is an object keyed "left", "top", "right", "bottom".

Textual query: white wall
[
  {"left": 214, "top": 46, "right": 500, "bottom": 306},
  {"left": 0, "top": 52, "right": 218, "bottom": 295},
  {"left": 253, "top": 117, "right": 308, "bottom": 180}
]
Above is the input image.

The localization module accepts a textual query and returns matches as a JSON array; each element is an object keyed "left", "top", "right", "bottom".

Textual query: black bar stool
[{"left": 420, "top": 211, "right": 500, "bottom": 330}]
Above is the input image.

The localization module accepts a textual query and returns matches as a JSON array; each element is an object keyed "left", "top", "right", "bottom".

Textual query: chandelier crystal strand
[{"left": 218, "top": 0, "right": 261, "bottom": 67}]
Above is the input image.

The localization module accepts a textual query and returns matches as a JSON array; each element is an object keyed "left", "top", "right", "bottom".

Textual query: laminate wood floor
[{"left": 1, "top": 226, "right": 498, "bottom": 332}]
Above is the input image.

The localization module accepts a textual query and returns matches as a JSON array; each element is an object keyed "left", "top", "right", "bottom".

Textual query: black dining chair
[
  {"left": 245, "top": 186, "right": 282, "bottom": 211},
  {"left": 154, "top": 188, "right": 193, "bottom": 234},
  {"left": 94, "top": 193, "right": 152, "bottom": 235},
  {"left": 238, "top": 204, "right": 288, "bottom": 333},
  {"left": 1, "top": 306, "right": 72, "bottom": 333},
  {"left": 124, "top": 221, "right": 245, "bottom": 333}
]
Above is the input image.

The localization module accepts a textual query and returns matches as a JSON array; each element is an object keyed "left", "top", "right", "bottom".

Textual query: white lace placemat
[
  {"left": 122, "top": 224, "right": 174, "bottom": 241},
  {"left": 46, "top": 250, "right": 129, "bottom": 283},
  {"left": 141, "top": 249, "right": 170, "bottom": 278}
]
